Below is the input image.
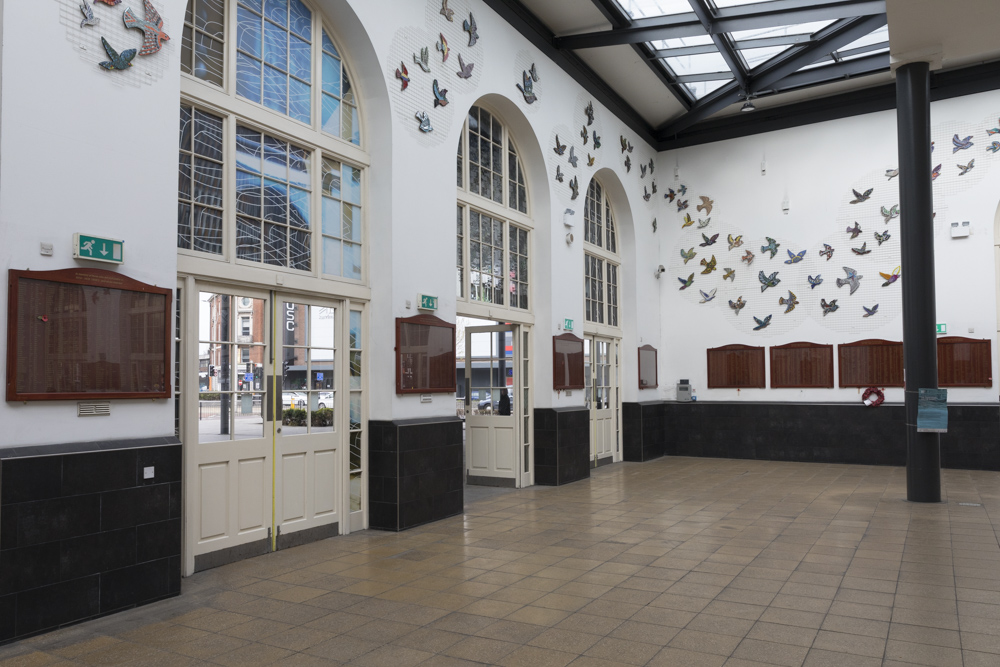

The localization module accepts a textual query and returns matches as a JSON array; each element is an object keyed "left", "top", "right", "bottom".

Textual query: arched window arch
[
  {"left": 584, "top": 180, "right": 619, "bottom": 328},
  {"left": 178, "top": 0, "right": 366, "bottom": 281},
  {"left": 456, "top": 105, "right": 531, "bottom": 314}
]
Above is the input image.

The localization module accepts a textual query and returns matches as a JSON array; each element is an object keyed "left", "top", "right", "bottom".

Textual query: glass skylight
[
  {"left": 665, "top": 51, "right": 730, "bottom": 76},
  {"left": 649, "top": 34, "right": 714, "bottom": 50},
  {"left": 685, "top": 79, "right": 730, "bottom": 99},
  {"left": 838, "top": 25, "right": 889, "bottom": 52},
  {"left": 618, "top": 0, "right": 693, "bottom": 20},
  {"left": 740, "top": 46, "right": 788, "bottom": 68},
  {"left": 729, "top": 21, "right": 835, "bottom": 42}
]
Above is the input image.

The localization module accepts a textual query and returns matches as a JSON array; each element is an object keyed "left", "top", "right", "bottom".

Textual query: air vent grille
[{"left": 78, "top": 401, "right": 111, "bottom": 417}]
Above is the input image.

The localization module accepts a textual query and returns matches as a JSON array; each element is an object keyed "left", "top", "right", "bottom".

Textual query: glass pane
[
  {"left": 350, "top": 311, "right": 362, "bottom": 349},
  {"left": 350, "top": 392, "right": 361, "bottom": 429},
  {"left": 350, "top": 351, "right": 361, "bottom": 390},
  {"left": 343, "top": 165, "right": 361, "bottom": 205},
  {"left": 344, "top": 104, "right": 360, "bottom": 145},
  {"left": 236, "top": 6, "right": 261, "bottom": 58},
  {"left": 289, "top": 187, "right": 309, "bottom": 228},
  {"left": 193, "top": 110, "right": 223, "bottom": 161},
  {"left": 350, "top": 472, "right": 362, "bottom": 511},
  {"left": 289, "top": 36, "right": 311, "bottom": 81},
  {"left": 323, "top": 237, "right": 342, "bottom": 276},
  {"left": 232, "top": 393, "right": 264, "bottom": 440},
  {"left": 322, "top": 94, "right": 341, "bottom": 136},
  {"left": 193, "top": 207, "right": 223, "bottom": 255},
  {"left": 310, "top": 306, "right": 335, "bottom": 348},
  {"left": 263, "top": 222, "right": 287, "bottom": 265},
  {"left": 195, "top": 0, "right": 225, "bottom": 38},
  {"left": 236, "top": 52, "right": 262, "bottom": 103},
  {"left": 309, "top": 353, "right": 333, "bottom": 389},
  {"left": 350, "top": 431, "right": 362, "bottom": 471},
  {"left": 264, "top": 0, "right": 287, "bottom": 27},
  {"left": 322, "top": 53, "right": 342, "bottom": 97},
  {"left": 236, "top": 127, "right": 262, "bottom": 172},
  {"left": 342, "top": 204, "right": 361, "bottom": 242},
  {"left": 263, "top": 64, "right": 288, "bottom": 114},
  {"left": 323, "top": 157, "right": 342, "bottom": 198},
  {"left": 193, "top": 158, "right": 222, "bottom": 207},
  {"left": 344, "top": 242, "right": 362, "bottom": 280},
  {"left": 289, "top": 228, "right": 310, "bottom": 270},
  {"left": 665, "top": 52, "right": 730, "bottom": 76},
  {"left": 289, "top": 78, "right": 311, "bottom": 123},
  {"left": 322, "top": 30, "right": 339, "bottom": 57},
  {"left": 289, "top": 0, "right": 311, "bottom": 39},
  {"left": 236, "top": 170, "right": 262, "bottom": 217}
]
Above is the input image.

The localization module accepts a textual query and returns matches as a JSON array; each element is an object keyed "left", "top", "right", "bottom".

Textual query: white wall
[
  {"left": 657, "top": 90, "right": 1000, "bottom": 404},
  {"left": 0, "top": 0, "right": 185, "bottom": 447}
]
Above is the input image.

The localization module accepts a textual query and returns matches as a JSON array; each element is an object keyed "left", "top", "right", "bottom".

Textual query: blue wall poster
[{"left": 917, "top": 388, "right": 948, "bottom": 433}]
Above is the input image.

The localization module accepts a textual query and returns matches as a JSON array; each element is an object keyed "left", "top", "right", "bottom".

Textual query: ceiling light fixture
[{"left": 740, "top": 99, "right": 756, "bottom": 112}]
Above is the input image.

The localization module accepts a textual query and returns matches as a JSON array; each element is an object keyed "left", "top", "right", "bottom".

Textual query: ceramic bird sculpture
[
  {"left": 555, "top": 165, "right": 564, "bottom": 183},
  {"left": 414, "top": 111, "right": 433, "bottom": 133},
  {"left": 863, "top": 304, "right": 879, "bottom": 318},
  {"left": 988, "top": 142, "right": 1000, "bottom": 153},
  {"left": 651, "top": 218, "right": 657, "bottom": 233},
  {"left": 821, "top": 299, "right": 839, "bottom": 316},
  {"left": 761, "top": 237, "right": 780, "bottom": 259},
  {"left": 697, "top": 196, "right": 713, "bottom": 215},
  {"left": 742, "top": 249, "right": 755, "bottom": 265},
  {"left": 729, "top": 297, "right": 746, "bottom": 315},
  {"left": 723, "top": 268, "right": 735, "bottom": 282},
  {"left": 436, "top": 34, "right": 449, "bottom": 61},
  {"left": 640, "top": 164, "right": 647, "bottom": 178},
  {"left": 700, "top": 255, "right": 717, "bottom": 274},
  {"left": 581, "top": 125, "right": 588, "bottom": 145},
  {"left": 463, "top": 12, "right": 478, "bottom": 46},
  {"left": 850, "top": 188, "right": 873, "bottom": 204},
  {"left": 651, "top": 182, "right": 658, "bottom": 195},
  {"left": 678, "top": 184, "right": 687, "bottom": 195},
  {"left": 568, "top": 146, "right": 578, "bottom": 168},
  {"left": 846, "top": 222, "right": 862, "bottom": 239},
  {"left": 414, "top": 47, "right": 431, "bottom": 73},
  {"left": 696, "top": 218, "right": 710, "bottom": 229},
  {"left": 885, "top": 168, "right": 899, "bottom": 180},
  {"left": 627, "top": 141, "right": 634, "bottom": 153},
  {"left": 758, "top": 270, "right": 780, "bottom": 292},
  {"left": 699, "top": 288, "right": 717, "bottom": 303},
  {"left": 516, "top": 71, "right": 537, "bottom": 104},
  {"left": 585, "top": 102, "right": 594, "bottom": 125},
  {"left": 958, "top": 159, "right": 975, "bottom": 175},
  {"left": 875, "top": 230, "right": 890, "bottom": 246},
  {"left": 808, "top": 275, "right": 823, "bottom": 289},
  {"left": 779, "top": 290, "right": 799, "bottom": 314},
  {"left": 123, "top": 0, "right": 170, "bottom": 55},
  {"left": 643, "top": 186, "right": 651, "bottom": 202},
  {"left": 80, "top": 0, "right": 99, "bottom": 27},
  {"left": 553, "top": 135, "right": 566, "bottom": 155},
  {"left": 98, "top": 36, "right": 136, "bottom": 70},
  {"left": 529, "top": 63, "right": 539, "bottom": 82},
  {"left": 593, "top": 132, "right": 601, "bottom": 148},
  {"left": 952, "top": 134, "right": 973, "bottom": 152},
  {"left": 678, "top": 273, "right": 694, "bottom": 290},
  {"left": 820, "top": 244, "right": 834, "bottom": 261},
  {"left": 932, "top": 164, "right": 942, "bottom": 180},
  {"left": 432, "top": 79, "right": 449, "bottom": 107},
  {"left": 677, "top": 199, "right": 688, "bottom": 212},
  {"left": 665, "top": 188, "right": 676, "bottom": 202},
  {"left": 681, "top": 248, "right": 697, "bottom": 264},
  {"left": 587, "top": 154, "right": 595, "bottom": 167},
  {"left": 988, "top": 121, "right": 1000, "bottom": 136},
  {"left": 836, "top": 266, "right": 862, "bottom": 295},
  {"left": 440, "top": 0, "right": 454, "bottom": 21},
  {"left": 753, "top": 314, "right": 772, "bottom": 331},
  {"left": 879, "top": 266, "right": 901, "bottom": 287},
  {"left": 456, "top": 54, "right": 474, "bottom": 79},
  {"left": 727, "top": 234, "right": 743, "bottom": 250},
  {"left": 852, "top": 242, "right": 871, "bottom": 256},
  {"left": 700, "top": 233, "right": 719, "bottom": 247},
  {"left": 569, "top": 176, "right": 579, "bottom": 200},
  {"left": 620, "top": 136, "right": 628, "bottom": 153},
  {"left": 881, "top": 205, "right": 899, "bottom": 223},
  {"left": 395, "top": 62, "right": 410, "bottom": 90},
  {"left": 624, "top": 155, "right": 631, "bottom": 173},
  {"left": 95, "top": 0, "right": 121, "bottom": 4},
  {"left": 784, "top": 249, "right": 806, "bottom": 264},
  {"left": 681, "top": 213, "right": 694, "bottom": 229}
]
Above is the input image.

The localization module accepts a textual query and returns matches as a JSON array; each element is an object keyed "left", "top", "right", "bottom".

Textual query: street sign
[
  {"left": 564, "top": 318, "right": 574, "bottom": 332},
  {"left": 73, "top": 234, "right": 124, "bottom": 264},
  {"left": 936, "top": 323, "right": 947, "bottom": 334},
  {"left": 418, "top": 294, "right": 438, "bottom": 311}
]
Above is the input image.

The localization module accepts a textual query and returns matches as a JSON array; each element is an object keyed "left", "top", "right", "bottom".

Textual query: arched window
[
  {"left": 584, "top": 180, "right": 619, "bottom": 327},
  {"left": 178, "top": 0, "right": 365, "bottom": 280},
  {"left": 456, "top": 106, "right": 531, "bottom": 313}
]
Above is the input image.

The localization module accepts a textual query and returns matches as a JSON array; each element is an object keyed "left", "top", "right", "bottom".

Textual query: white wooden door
[
  {"left": 588, "top": 336, "right": 619, "bottom": 463},
  {"left": 465, "top": 325, "right": 519, "bottom": 483}
]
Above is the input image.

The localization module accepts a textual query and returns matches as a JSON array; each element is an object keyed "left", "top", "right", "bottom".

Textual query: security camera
[{"left": 654, "top": 265, "right": 665, "bottom": 278}]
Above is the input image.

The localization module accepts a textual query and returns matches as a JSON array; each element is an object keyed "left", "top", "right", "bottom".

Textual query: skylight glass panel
[
  {"left": 740, "top": 46, "right": 787, "bottom": 68},
  {"left": 618, "top": 0, "right": 693, "bottom": 20},
  {"left": 730, "top": 21, "right": 834, "bottom": 42},
  {"left": 838, "top": 25, "right": 889, "bottom": 52},
  {"left": 713, "top": 0, "right": 784, "bottom": 7},
  {"left": 650, "top": 34, "right": 714, "bottom": 50},
  {"left": 664, "top": 51, "right": 729, "bottom": 76},
  {"left": 841, "top": 47, "right": 889, "bottom": 62},
  {"left": 686, "top": 79, "right": 729, "bottom": 99}
]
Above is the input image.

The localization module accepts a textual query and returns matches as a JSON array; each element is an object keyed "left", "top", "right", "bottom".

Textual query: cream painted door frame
[{"left": 586, "top": 335, "right": 621, "bottom": 464}]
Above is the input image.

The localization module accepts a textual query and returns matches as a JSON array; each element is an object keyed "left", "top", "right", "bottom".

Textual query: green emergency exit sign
[
  {"left": 936, "top": 323, "right": 947, "bottom": 334},
  {"left": 564, "top": 318, "right": 574, "bottom": 331},
  {"left": 73, "top": 234, "right": 124, "bottom": 264},
  {"left": 418, "top": 294, "right": 438, "bottom": 311}
]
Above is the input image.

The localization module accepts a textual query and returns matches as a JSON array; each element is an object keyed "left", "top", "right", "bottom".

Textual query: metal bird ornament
[
  {"left": 727, "top": 234, "right": 743, "bottom": 250},
  {"left": 680, "top": 248, "right": 696, "bottom": 265},
  {"left": 553, "top": 135, "right": 566, "bottom": 155},
  {"left": 620, "top": 136, "right": 628, "bottom": 153},
  {"left": 808, "top": 275, "right": 823, "bottom": 289},
  {"left": 699, "top": 233, "right": 719, "bottom": 247},
  {"left": 875, "top": 230, "right": 890, "bottom": 246},
  {"left": 624, "top": 155, "right": 631, "bottom": 172},
  {"left": 649, "top": 159, "right": 654, "bottom": 174},
  {"left": 932, "top": 164, "right": 942, "bottom": 180},
  {"left": 681, "top": 213, "right": 694, "bottom": 228},
  {"left": 98, "top": 36, "right": 136, "bottom": 70},
  {"left": 761, "top": 237, "right": 780, "bottom": 259},
  {"left": 758, "top": 271, "right": 780, "bottom": 292},
  {"left": 852, "top": 242, "right": 871, "bottom": 256},
  {"left": 820, "top": 299, "right": 839, "bottom": 316},
  {"left": 568, "top": 146, "right": 578, "bottom": 168},
  {"left": 846, "top": 222, "right": 862, "bottom": 239},
  {"left": 729, "top": 296, "right": 746, "bottom": 315},
  {"left": 441, "top": 0, "right": 454, "bottom": 21},
  {"left": 885, "top": 168, "right": 899, "bottom": 180},
  {"left": 581, "top": 125, "right": 588, "bottom": 145},
  {"left": 569, "top": 176, "right": 579, "bottom": 200},
  {"left": 414, "top": 47, "right": 431, "bottom": 73},
  {"left": 952, "top": 134, "right": 973, "bottom": 152},
  {"left": 80, "top": 0, "right": 99, "bottom": 27},
  {"left": 587, "top": 154, "right": 595, "bottom": 167},
  {"left": 585, "top": 101, "right": 594, "bottom": 126},
  {"left": 627, "top": 141, "right": 634, "bottom": 153},
  {"left": 820, "top": 244, "right": 834, "bottom": 261},
  {"left": 665, "top": 188, "right": 676, "bottom": 202},
  {"left": 700, "top": 255, "right": 717, "bottom": 274},
  {"left": 123, "top": 0, "right": 170, "bottom": 56},
  {"left": 697, "top": 196, "right": 713, "bottom": 215},
  {"left": 651, "top": 218, "right": 657, "bottom": 233},
  {"left": 784, "top": 249, "right": 806, "bottom": 264},
  {"left": 643, "top": 186, "right": 651, "bottom": 202},
  {"left": 436, "top": 34, "right": 450, "bottom": 62},
  {"left": 836, "top": 266, "right": 862, "bottom": 295},
  {"left": 516, "top": 70, "right": 537, "bottom": 104},
  {"left": 640, "top": 164, "right": 647, "bottom": 178},
  {"left": 456, "top": 54, "right": 474, "bottom": 79},
  {"left": 850, "top": 188, "right": 873, "bottom": 204},
  {"left": 529, "top": 63, "right": 539, "bottom": 82},
  {"left": 593, "top": 131, "right": 601, "bottom": 148},
  {"left": 881, "top": 205, "right": 900, "bottom": 223},
  {"left": 741, "top": 249, "right": 755, "bottom": 265},
  {"left": 988, "top": 142, "right": 1000, "bottom": 153},
  {"left": 678, "top": 273, "right": 694, "bottom": 290},
  {"left": 432, "top": 79, "right": 449, "bottom": 107},
  {"left": 696, "top": 218, "right": 710, "bottom": 229},
  {"left": 753, "top": 314, "right": 772, "bottom": 331},
  {"left": 677, "top": 199, "right": 688, "bottom": 212},
  {"left": 879, "top": 266, "right": 901, "bottom": 287},
  {"left": 723, "top": 268, "right": 735, "bottom": 282},
  {"left": 463, "top": 13, "right": 479, "bottom": 46},
  {"left": 699, "top": 288, "right": 717, "bottom": 303},
  {"left": 555, "top": 165, "right": 564, "bottom": 183},
  {"left": 395, "top": 62, "right": 410, "bottom": 90},
  {"left": 779, "top": 290, "right": 799, "bottom": 314},
  {"left": 863, "top": 304, "right": 879, "bottom": 318},
  {"left": 958, "top": 159, "right": 975, "bottom": 175},
  {"left": 651, "top": 182, "right": 658, "bottom": 194},
  {"left": 414, "top": 111, "right": 433, "bottom": 133}
]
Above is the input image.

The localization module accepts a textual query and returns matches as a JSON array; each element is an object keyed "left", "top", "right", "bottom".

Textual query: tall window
[
  {"left": 456, "top": 106, "right": 531, "bottom": 313},
  {"left": 179, "top": 0, "right": 365, "bottom": 281},
  {"left": 584, "top": 180, "right": 619, "bottom": 328}
]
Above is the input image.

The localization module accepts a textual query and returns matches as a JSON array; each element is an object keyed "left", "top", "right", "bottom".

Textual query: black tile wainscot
[
  {"left": 662, "top": 402, "right": 1000, "bottom": 469},
  {"left": 623, "top": 401, "right": 667, "bottom": 462},
  {"left": 0, "top": 438, "right": 181, "bottom": 644},
  {"left": 369, "top": 417, "right": 464, "bottom": 531},
  {"left": 534, "top": 407, "right": 590, "bottom": 486}
]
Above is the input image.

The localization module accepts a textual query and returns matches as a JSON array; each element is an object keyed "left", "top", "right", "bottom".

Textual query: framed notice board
[
  {"left": 7, "top": 267, "right": 172, "bottom": 401},
  {"left": 553, "top": 333, "right": 585, "bottom": 390},
  {"left": 638, "top": 345, "right": 658, "bottom": 389},
  {"left": 395, "top": 314, "right": 456, "bottom": 394}
]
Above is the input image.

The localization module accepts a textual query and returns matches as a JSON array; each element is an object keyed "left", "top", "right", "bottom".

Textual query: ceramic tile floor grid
[{"left": 5, "top": 457, "right": 1000, "bottom": 667}]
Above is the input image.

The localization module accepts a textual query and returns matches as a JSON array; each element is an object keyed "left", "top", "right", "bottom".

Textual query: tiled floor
[{"left": 4, "top": 457, "right": 1000, "bottom": 666}]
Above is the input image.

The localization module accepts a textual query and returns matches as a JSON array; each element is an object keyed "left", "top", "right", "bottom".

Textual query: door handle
[{"left": 277, "top": 427, "right": 282, "bottom": 433}]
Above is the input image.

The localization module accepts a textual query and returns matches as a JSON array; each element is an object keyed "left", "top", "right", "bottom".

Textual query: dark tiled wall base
[
  {"left": 662, "top": 403, "right": 1000, "bottom": 469},
  {"left": 535, "top": 408, "right": 590, "bottom": 486},
  {"left": 623, "top": 402, "right": 667, "bottom": 462},
  {"left": 0, "top": 444, "right": 181, "bottom": 643},
  {"left": 369, "top": 418, "right": 464, "bottom": 531}
]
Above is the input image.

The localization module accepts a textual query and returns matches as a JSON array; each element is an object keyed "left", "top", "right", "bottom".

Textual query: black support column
[{"left": 895, "top": 61, "right": 941, "bottom": 503}]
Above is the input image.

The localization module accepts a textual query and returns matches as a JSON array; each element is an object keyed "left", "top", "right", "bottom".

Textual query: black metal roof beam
[
  {"left": 676, "top": 72, "right": 734, "bottom": 82},
  {"left": 688, "top": 0, "right": 747, "bottom": 90},
  {"left": 555, "top": 15, "right": 702, "bottom": 50},
  {"left": 767, "top": 53, "right": 889, "bottom": 92},
  {"left": 655, "top": 13, "right": 887, "bottom": 139},
  {"left": 649, "top": 43, "right": 718, "bottom": 58}
]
